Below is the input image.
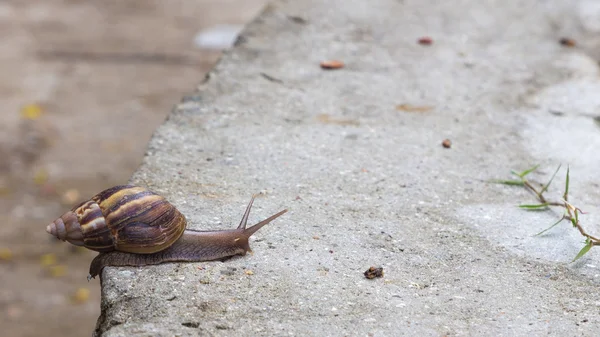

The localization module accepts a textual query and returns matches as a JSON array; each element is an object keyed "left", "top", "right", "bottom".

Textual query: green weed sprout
[{"left": 491, "top": 165, "right": 598, "bottom": 262}]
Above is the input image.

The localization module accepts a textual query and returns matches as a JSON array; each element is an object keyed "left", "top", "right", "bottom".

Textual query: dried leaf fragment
[
  {"left": 418, "top": 37, "right": 433, "bottom": 45},
  {"left": 320, "top": 60, "right": 344, "bottom": 69},
  {"left": 288, "top": 16, "right": 307, "bottom": 24},
  {"left": 317, "top": 113, "right": 360, "bottom": 126},
  {"left": 395, "top": 104, "right": 434, "bottom": 113}
]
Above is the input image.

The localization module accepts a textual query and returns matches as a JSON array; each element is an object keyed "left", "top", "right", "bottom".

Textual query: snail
[{"left": 45, "top": 185, "right": 287, "bottom": 280}]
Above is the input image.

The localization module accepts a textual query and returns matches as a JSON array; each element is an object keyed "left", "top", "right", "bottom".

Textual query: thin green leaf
[
  {"left": 570, "top": 216, "right": 577, "bottom": 227},
  {"left": 514, "top": 164, "right": 540, "bottom": 178},
  {"left": 489, "top": 179, "right": 525, "bottom": 186},
  {"left": 519, "top": 203, "right": 549, "bottom": 209},
  {"left": 540, "top": 164, "right": 561, "bottom": 194},
  {"left": 563, "top": 166, "right": 570, "bottom": 201},
  {"left": 534, "top": 216, "right": 564, "bottom": 236},
  {"left": 572, "top": 241, "right": 593, "bottom": 262}
]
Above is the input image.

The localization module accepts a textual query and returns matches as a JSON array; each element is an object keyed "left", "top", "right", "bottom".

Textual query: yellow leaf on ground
[
  {"left": 70, "top": 288, "right": 90, "bottom": 304},
  {"left": 48, "top": 265, "right": 67, "bottom": 278},
  {"left": 0, "top": 248, "right": 13, "bottom": 261},
  {"left": 33, "top": 169, "right": 49, "bottom": 185},
  {"left": 40, "top": 253, "right": 57, "bottom": 266},
  {"left": 20, "top": 103, "right": 43, "bottom": 120}
]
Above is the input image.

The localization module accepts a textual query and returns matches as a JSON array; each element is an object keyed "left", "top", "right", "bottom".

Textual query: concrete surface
[
  {"left": 0, "top": 2, "right": 266, "bottom": 337},
  {"left": 94, "top": 0, "right": 600, "bottom": 335},
  {"left": 0, "top": 2, "right": 267, "bottom": 337}
]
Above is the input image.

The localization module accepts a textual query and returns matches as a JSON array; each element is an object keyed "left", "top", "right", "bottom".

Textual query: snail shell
[{"left": 46, "top": 185, "right": 186, "bottom": 253}]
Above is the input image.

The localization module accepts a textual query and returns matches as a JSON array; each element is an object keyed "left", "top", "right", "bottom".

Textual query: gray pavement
[{"left": 94, "top": 0, "right": 600, "bottom": 335}]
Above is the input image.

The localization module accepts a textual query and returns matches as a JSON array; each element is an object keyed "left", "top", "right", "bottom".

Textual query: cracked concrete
[{"left": 94, "top": 0, "right": 600, "bottom": 335}]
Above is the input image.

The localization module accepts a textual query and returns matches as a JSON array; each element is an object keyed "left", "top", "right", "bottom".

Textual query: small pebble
[
  {"left": 221, "top": 267, "right": 236, "bottom": 276},
  {"left": 364, "top": 266, "right": 384, "bottom": 279},
  {"left": 559, "top": 37, "right": 576, "bottom": 47}
]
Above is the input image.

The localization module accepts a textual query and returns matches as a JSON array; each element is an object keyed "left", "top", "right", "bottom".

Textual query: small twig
[
  {"left": 260, "top": 72, "right": 284, "bottom": 84},
  {"left": 564, "top": 212, "right": 600, "bottom": 243},
  {"left": 522, "top": 181, "right": 548, "bottom": 203}
]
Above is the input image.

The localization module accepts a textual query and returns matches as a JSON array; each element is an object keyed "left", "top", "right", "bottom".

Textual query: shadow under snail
[{"left": 45, "top": 185, "right": 287, "bottom": 280}]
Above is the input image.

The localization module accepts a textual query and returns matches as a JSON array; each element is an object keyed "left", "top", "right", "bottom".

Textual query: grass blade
[
  {"left": 540, "top": 164, "right": 561, "bottom": 194},
  {"left": 489, "top": 179, "right": 525, "bottom": 186},
  {"left": 519, "top": 203, "right": 549, "bottom": 209},
  {"left": 513, "top": 164, "right": 540, "bottom": 178},
  {"left": 563, "top": 166, "right": 570, "bottom": 201},
  {"left": 534, "top": 216, "right": 564, "bottom": 236},
  {"left": 572, "top": 241, "right": 592, "bottom": 262}
]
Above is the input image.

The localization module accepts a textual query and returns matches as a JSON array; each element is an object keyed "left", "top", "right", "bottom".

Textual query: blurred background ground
[{"left": 0, "top": 1, "right": 265, "bottom": 336}]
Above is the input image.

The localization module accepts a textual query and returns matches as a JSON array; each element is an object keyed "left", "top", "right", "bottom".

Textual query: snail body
[{"left": 46, "top": 185, "right": 287, "bottom": 279}]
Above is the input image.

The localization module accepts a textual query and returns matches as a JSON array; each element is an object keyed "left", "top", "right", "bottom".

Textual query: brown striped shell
[{"left": 46, "top": 185, "right": 186, "bottom": 254}]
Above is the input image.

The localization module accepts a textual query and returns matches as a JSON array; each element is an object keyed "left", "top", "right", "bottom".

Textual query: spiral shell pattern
[{"left": 47, "top": 185, "right": 186, "bottom": 254}]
